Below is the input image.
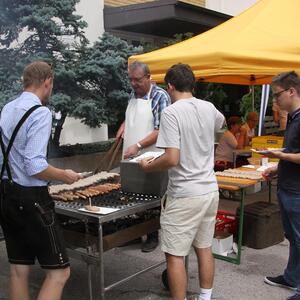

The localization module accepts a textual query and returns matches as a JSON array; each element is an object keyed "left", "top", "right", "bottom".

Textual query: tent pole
[{"left": 252, "top": 86, "right": 255, "bottom": 111}]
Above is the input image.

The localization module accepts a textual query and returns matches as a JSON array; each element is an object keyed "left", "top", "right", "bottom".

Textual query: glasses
[
  {"left": 129, "top": 74, "right": 148, "bottom": 83},
  {"left": 273, "top": 88, "right": 289, "bottom": 99}
]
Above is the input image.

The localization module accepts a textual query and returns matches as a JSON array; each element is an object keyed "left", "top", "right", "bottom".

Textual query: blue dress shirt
[{"left": 0, "top": 92, "right": 52, "bottom": 186}]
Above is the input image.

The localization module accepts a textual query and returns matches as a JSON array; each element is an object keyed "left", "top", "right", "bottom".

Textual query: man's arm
[
  {"left": 139, "top": 148, "right": 179, "bottom": 172},
  {"left": 264, "top": 151, "right": 300, "bottom": 164},
  {"left": 124, "top": 129, "right": 159, "bottom": 159},
  {"left": 34, "top": 165, "right": 82, "bottom": 184},
  {"left": 262, "top": 165, "right": 278, "bottom": 180},
  {"left": 237, "top": 127, "right": 247, "bottom": 148}
]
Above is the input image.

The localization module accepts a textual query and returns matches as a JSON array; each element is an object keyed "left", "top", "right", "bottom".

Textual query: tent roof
[{"left": 129, "top": 0, "right": 300, "bottom": 85}]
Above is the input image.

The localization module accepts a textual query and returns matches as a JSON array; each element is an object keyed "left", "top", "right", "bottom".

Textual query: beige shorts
[{"left": 160, "top": 191, "right": 219, "bottom": 257}]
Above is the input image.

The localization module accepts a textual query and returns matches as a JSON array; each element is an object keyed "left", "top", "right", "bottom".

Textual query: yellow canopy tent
[{"left": 129, "top": 0, "right": 300, "bottom": 85}]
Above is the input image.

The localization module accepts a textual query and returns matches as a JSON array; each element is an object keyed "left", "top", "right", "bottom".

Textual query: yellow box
[{"left": 252, "top": 135, "right": 284, "bottom": 162}]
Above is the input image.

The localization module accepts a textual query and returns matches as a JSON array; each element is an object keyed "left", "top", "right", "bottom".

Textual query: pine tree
[{"left": 0, "top": 1, "right": 140, "bottom": 145}]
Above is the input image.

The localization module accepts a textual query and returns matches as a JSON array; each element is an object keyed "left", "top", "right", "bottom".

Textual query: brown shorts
[{"left": 0, "top": 180, "right": 69, "bottom": 269}]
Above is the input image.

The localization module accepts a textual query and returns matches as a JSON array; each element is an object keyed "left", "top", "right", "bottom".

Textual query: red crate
[{"left": 215, "top": 210, "right": 237, "bottom": 235}]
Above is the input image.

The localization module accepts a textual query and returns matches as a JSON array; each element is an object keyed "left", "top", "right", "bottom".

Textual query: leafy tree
[
  {"left": 75, "top": 33, "right": 140, "bottom": 127},
  {"left": 194, "top": 82, "right": 227, "bottom": 111},
  {"left": 0, "top": 1, "right": 140, "bottom": 145},
  {"left": 0, "top": 0, "right": 87, "bottom": 143},
  {"left": 240, "top": 86, "right": 263, "bottom": 120}
]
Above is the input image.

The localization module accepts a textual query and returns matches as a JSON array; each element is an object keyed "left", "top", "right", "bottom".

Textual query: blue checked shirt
[
  {"left": 0, "top": 92, "right": 52, "bottom": 186},
  {"left": 130, "top": 84, "right": 171, "bottom": 129}
]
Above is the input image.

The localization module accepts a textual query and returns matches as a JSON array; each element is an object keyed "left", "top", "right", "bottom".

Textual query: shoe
[
  {"left": 287, "top": 294, "right": 300, "bottom": 300},
  {"left": 264, "top": 275, "right": 296, "bottom": 291},
  {"left": 141, "top": 237, "right": 159, "bottom": 252}
]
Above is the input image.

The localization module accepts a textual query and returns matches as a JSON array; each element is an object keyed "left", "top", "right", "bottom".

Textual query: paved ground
[{"left": 0, "top": 183, "right": 295, "bottom": 300}]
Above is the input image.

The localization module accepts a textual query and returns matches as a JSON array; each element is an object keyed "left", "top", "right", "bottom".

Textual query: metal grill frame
[{"left": 54, "top": 191, "right": 164, "bottom": 300}]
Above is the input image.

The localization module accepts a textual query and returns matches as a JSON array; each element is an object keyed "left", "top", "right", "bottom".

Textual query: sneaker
[
  {"left": 141, "top": 237, "right": 159, "bottom": 252},
  {"left": 264, "top": 275, "right": 296, "bottom": 291},
  {"left": 287, "top": 294, "right": 300, "bottom": 300}
]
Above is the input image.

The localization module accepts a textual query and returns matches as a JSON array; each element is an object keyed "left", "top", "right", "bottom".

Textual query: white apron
[{"left": 123, "top": 87, "right": 159, "bottom": 158}]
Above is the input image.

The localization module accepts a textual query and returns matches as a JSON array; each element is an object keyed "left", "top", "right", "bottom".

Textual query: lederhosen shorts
[{"left": 0, "top": 180, "right": 69, "bottom": 269}]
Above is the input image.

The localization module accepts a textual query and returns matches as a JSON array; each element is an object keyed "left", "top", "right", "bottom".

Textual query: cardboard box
[
  {"left": 245, "top": 182, "right": 261, "bottom": 195},
  {"left": 212, "top": 231, "right": 233, "bottom": 255}
]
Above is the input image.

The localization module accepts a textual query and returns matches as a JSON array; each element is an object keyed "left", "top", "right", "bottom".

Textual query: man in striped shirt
[{"left": 117, "top": 61, "right": 170, "bottom": 252}]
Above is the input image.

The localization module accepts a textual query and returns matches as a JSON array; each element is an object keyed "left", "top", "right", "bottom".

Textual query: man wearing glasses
[
  {"left": 263, "top": 71, "right": 300, "bottom": 300},
  {"left": 116, "top": 61, "right": 170, "bottom": 252}
]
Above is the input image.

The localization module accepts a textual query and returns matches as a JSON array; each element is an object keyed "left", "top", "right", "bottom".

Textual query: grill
[
  {"left": 52, "top": 174, "right": 163, "bottom": 300},
  {"left": 56, "top": 190, "right": 160, "bottom": 212}
]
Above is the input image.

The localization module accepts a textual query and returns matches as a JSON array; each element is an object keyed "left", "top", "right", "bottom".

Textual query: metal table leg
[
  {"left": 98, "top": 223, "right": 105, "bottom": 300},
  {"left": 268, "top": 180, "right": 272, "bottom": 204},
  {"left": 84, "top": 221, "right": 94, "bottom": 300}
]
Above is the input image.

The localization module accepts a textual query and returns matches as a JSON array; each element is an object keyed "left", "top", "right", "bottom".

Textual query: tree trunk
[{"left": 53, "top": 113, "right": 67, "bottom": 146}]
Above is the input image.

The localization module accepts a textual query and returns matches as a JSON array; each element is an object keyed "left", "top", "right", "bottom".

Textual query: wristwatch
[{"left": 136, "top": 142, "right": 142, "bottom": 150}]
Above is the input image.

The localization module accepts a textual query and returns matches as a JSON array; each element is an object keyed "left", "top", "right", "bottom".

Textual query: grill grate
[{"left": 55, "top": 190, "right": 160, "bottom": 210}]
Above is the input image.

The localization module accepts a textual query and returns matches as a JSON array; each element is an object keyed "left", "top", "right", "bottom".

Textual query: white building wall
[
  {"left": 76, "top": 0, "right": 104, "bottom": 44},
  {"left": 59, "top": 117, "right": 108, "bottom": 145},
  {"left": 206, "top": 0, "right": 258, "bottom": 16},
  {"left": 60, "top": 0, "right": 108, "bottom": 145}
]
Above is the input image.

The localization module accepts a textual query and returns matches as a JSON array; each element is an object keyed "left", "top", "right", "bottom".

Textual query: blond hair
[{"left": 23, "top": 61, "right": 53, "bottom": 89}]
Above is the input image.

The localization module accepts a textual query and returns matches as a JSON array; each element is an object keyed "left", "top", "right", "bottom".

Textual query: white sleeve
[
  {"left": 156, "top": 110, "right": 180, "bottom": 149},
  {"left": 214, "top": 108, "right": 225, "bottom": 132}
]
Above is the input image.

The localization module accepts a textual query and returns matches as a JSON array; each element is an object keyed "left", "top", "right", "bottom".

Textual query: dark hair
[
  {"left": 272, "top": 71, "right": 300, "bottom": 94},
  {"left": 164, "top": 63, "right": 195, "bottom": 92},
  {"left": 23, "top": 61, "right": 53, "bottom": 89},
  {"left": 227, "top": 116, "right": 242, "bottom": 130},
  {"left": 128, "top": 61, "right": 150, "bottom": 76}
]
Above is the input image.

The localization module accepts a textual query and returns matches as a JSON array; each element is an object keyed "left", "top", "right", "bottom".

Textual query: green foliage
[
  {"left": 50, "top": 139, "right": 115, "bottom": 158},
  {"left": 165, "top": 32, "right": 194, "bottom": 46},
  {"left": 240, "top": 86, "right": 262, "bottom": 120},
  {"left": 76, "top": 33, "right": 141, "bottom": 127},
  {"left": 0, "top": 1, "right": 141, "bottom": 146},
  {"left": 194, "top": 82, "right": 227, "bottom": 111},
  {"left": 0, "top": 0, "right": 87, "bottom": 116},
  {"left": 141, "top": 32, "right": 194, "bottom": 53}
]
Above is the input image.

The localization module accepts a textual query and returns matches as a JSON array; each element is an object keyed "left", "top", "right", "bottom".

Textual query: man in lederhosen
[
  {"left": 0, "top": 61, "right": 81, "bottom": 300},
  {"left": 116, "top": 61, "right": 170, "bottom": 252}
]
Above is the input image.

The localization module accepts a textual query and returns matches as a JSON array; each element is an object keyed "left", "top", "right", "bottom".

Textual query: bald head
[{"left": 246, "top": 111, "right": 258, "bottom": 129}]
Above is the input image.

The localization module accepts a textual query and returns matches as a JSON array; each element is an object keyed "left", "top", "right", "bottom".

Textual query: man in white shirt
[{"left": 140, "top": 64, "right": 224, "bottom": 300}]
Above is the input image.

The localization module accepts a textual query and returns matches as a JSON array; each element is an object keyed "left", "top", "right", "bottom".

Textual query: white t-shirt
[
  {"left": 215, "top": 130, "right": 238, "bottom": 162},
  {"left": 156, "top": 97, "right": 225, "bottom": 198}
]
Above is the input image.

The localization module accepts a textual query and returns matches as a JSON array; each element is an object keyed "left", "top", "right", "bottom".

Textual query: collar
[
  {"left": 288, "top": 107, "right": 300, "bottom": 121},
  {"left": 22, "top": 91, "right": 43, "bottom": 105},
  {"left": 133, "top": 84, "right": 154, "bottom": 100}
]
